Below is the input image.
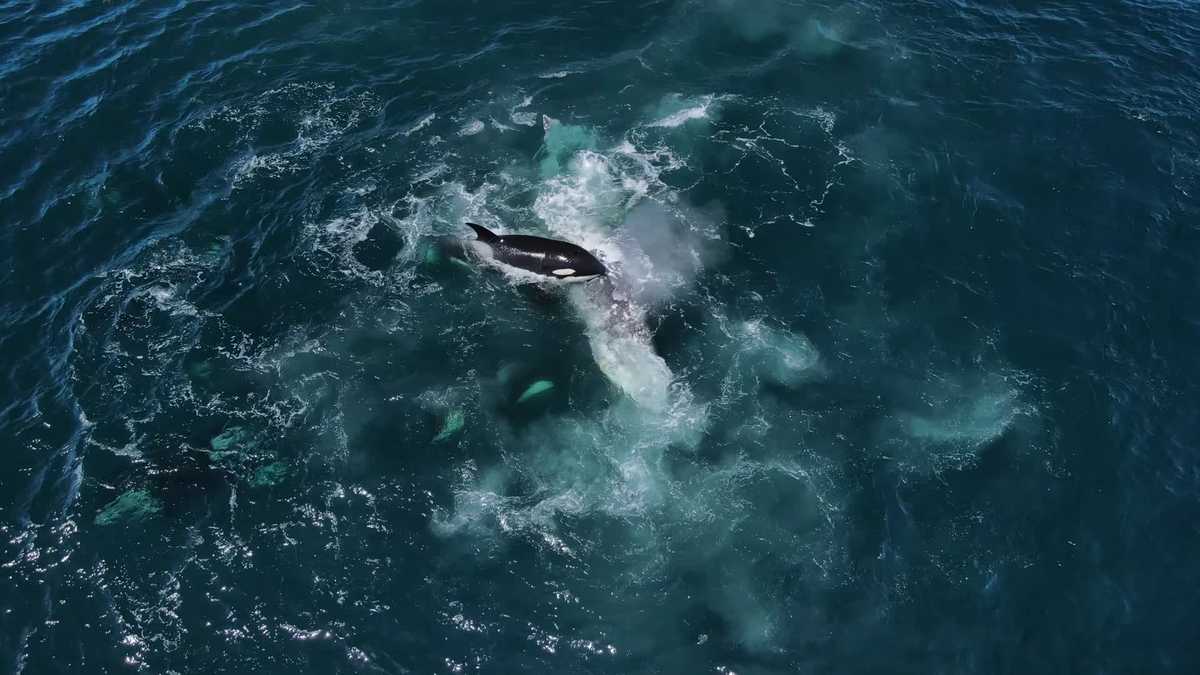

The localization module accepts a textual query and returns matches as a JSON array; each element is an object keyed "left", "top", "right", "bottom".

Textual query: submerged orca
[{"left": 464, "top": 222, "right": 607, "bottom": 283}]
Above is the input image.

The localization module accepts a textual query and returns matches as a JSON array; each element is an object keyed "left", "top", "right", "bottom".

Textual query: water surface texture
[{"left": 2, "top": 0, "right": 1198, "bottom": 672}]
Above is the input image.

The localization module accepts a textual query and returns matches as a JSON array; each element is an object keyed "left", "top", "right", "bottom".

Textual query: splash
[
  {"left": 536, "top": 116, "right": 599, "bottom": 177},
  {"left": 433, "top": 388, "right": 709, "bottom": 540},
  {"left": 647, "top": 94, "right": 718, "bottom": 128},
  {"left": 457, "top": 119, "right": 485, "bottom": 136},
  {"left": 611, "top": 199, "right": 724, "bottom": 307},
  {"left": 510, "top": 96, "right": 538, "bottom": 127}
]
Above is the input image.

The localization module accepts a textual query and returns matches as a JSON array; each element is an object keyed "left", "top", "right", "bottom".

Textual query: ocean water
[{"left": 1, "top": 0, "right": 1198, "bottom": 672}]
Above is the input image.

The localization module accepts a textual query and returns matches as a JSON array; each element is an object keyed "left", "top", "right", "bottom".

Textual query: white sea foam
[
  {"left": 648, "top": 94, "right": 716, "bottom": 128},
  {"left": 231, "top": 152, "right": 294, "bottom": 184},
  {"left": 729, "top": 318, "right": 822, "bottom": 388},
  {"left": 404, "top": 112, "right": 436, "bottom": 136},
  {"left": 794, "top": 105, "right": 837, "bottom": 134},
  {"left": 457, "top": 119, "right": 485, "bottom": 136},
  {"left": 433, "top": 384, "right": 709, "bottom": 540},
  {"left": 509, "top": 96, "right": 538, "bottom": 127},
  {"left": 533, "top": 151, "right": 624, "bottom": 260},
  {"left": 227, "top": 85, "right": 380, "bottom": 187}
]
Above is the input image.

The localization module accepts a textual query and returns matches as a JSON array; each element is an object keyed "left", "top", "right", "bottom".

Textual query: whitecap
[
  {"left": 457, "top": 119, "right": 485, "bottom": 136},
  {"left": 648, "top": 94, "right": 716, "bottom": 128},
  {"left": 403, "top": 112, "right": 436, "bottom": 136}
]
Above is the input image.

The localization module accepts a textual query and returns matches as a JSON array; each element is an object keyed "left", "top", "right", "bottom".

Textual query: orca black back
[{"left": 465, "top": 223, "right": 607, "bottom": 282}]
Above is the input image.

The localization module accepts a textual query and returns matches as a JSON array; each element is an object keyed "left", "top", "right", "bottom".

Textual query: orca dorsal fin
[{"left": 466, "top": 222, "right": 499, "bottom": 244}]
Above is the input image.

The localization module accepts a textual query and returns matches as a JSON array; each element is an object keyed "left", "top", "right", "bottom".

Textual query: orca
[{"left": 464, "top": 222, "right": 607, "bottom": 283}]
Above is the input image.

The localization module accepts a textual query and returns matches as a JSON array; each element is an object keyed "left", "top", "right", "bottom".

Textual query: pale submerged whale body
[
  {"left": 464, "top": 222, "right": 607, "bottom": 283},
  {"left": 457, "top": 221, "right": 670, "bottom": 409}
]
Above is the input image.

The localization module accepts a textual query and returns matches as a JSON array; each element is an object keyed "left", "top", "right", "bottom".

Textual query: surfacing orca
[{"left": 464, "top": 222, "right": 607, "bottom": 283}]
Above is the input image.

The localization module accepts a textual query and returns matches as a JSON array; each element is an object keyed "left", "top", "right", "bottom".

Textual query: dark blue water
[{"left": 2, "top": 0, "right": 1198, "bottom": 672}]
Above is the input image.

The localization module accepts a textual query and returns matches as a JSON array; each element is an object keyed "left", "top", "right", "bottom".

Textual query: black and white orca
[{"left": 464, "top": 222, "right": 607, "bottom": 283}]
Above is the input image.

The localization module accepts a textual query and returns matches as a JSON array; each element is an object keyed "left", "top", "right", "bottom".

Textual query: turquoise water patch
[
  {"left": 517, "top": 379, "right": 555, "bottom": 404},
  {"left": 210, "top": 427, "right": 248, "bottom": 452},
  {"left": 537, "top": 119, "right": 598, "bottom": 178},
  {"left": 248, "top": 462, "right": 290, "bottom": 488},
  {"left": 433, "top": 409, "right": 466, "bottom": 442},
  {"left": 94, "top": 489, "right": 162, "bottom": 526}
]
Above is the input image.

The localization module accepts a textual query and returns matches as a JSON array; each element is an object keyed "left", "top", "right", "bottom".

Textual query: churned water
[{"left": 2, "top": 1, "right": 1198, "bottom": 672}]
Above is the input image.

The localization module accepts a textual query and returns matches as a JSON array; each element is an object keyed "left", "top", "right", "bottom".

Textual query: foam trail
[
  {"left": 648, "top": 94, "right": 717, "bottom": 128},
  {"left": 404, "top": 112, "right": 435, "bottom": 136},
  {"left": 457, "top": 119, "right": 485, "bottom": 136}
]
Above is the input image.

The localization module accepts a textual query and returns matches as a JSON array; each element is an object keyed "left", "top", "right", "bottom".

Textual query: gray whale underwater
[{"left": 445, "top": 222, "right": 669, "bottom": 409}]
